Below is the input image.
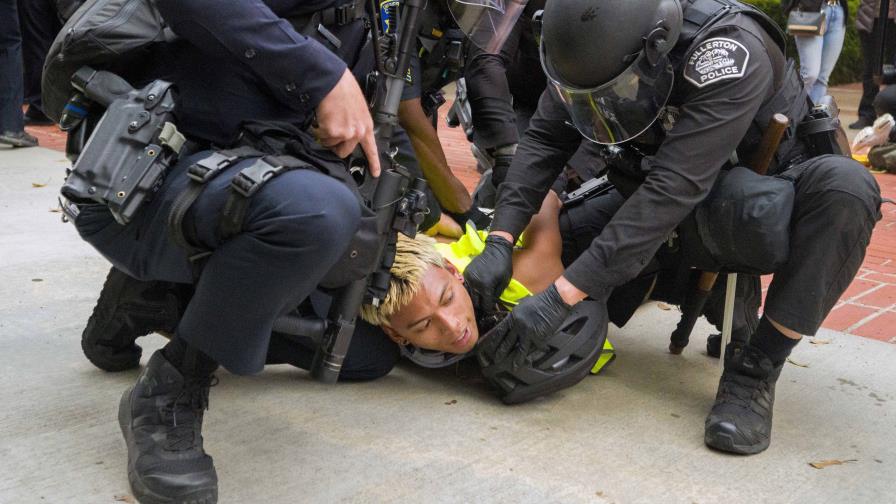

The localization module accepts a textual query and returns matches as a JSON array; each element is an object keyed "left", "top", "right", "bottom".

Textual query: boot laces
[
  {"left": 719, "top": 372, "right": 770, "bottom": 414},
  {"left": 161, "top": 375, "right": 218, "bottom": 451}
]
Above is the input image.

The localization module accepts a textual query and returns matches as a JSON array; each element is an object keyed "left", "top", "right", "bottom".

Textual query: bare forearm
[{"left": 399, "top": 100, "right": 473, "bottom": 213}]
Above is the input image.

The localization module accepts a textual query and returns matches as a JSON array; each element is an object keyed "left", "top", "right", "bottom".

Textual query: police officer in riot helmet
[{"left": 466, "top": 0, "right": 881, "bottom": 454}]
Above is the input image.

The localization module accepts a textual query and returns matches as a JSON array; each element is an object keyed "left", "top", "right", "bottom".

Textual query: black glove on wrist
[
  {"left": 463, "top": 235, "right": 514, "bottom": 316},
  {"left": 477, "top": 284, "right": 572, "bottom": 367}
]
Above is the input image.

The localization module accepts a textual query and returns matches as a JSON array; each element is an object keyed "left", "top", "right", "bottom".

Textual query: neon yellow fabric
[
  {"left": 590, "top": 338, "right": 615, "bottom": 375},
  {"left": 434, "top": 224, "right": 616, "bottom": 374},
  {"left": 433, "top": 224, "right": 531, "bottom": 308}
]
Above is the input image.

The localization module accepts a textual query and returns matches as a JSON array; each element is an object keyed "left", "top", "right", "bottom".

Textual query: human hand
[
  {"left": 313, "top": 69, "right": 380, "bottom": 176},
  {"left": 424, "top": 213, "right": 464, "bottom": 238},
  {"left": 463, "top": 234, "right": 514, "bottom": 315},
  {"left": 477, "top": 284, "right": 571, "bottom": 366}
]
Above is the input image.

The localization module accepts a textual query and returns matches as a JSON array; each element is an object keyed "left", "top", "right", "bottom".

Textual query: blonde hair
[{"left": 360, "top": 234, "right": 445, "bottom": 326}]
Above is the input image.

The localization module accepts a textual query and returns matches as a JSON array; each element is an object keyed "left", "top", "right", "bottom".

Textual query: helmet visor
[
  {"left": 541, "top": 47, "right": 674, "bottom": 145},
  {"left": 449, "top": 0, "right": 528, "bottom": 53}
]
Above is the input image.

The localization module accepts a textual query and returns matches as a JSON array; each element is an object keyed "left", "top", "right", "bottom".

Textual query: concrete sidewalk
[{"left": 2, "top": 144, "right": 895, "bottom": 503}]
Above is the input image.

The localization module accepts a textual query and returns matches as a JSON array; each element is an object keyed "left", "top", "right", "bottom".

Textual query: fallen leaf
[
  {"left": 31, "top": 182, "right": 47, "bottom": 188},
  {"left": 810, "top": 339, "right": 831, "bottom": 345},
  {"left": 657, "top": 302, "right": 673, "bottom": 311},
  {"left": 114, "top": 494, "right": 135, "bottom": 503},
  {"left": 444, "top": 399, "right": 457, "bottom": 405},
  {"left": 787, "top": 358, "right": 810, "bottom": 368},
  {"left": 49, "top": 208, "right": 61, "bottom": 213},
  {"left": 31, "top": 278, "right": 43, "bottom": 282},
  {"left": 809, "top": 459, "right": 857, "bottom": 469}
]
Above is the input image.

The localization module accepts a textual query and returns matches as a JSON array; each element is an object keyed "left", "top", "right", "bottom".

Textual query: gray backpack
[{"left": 42, "top": 0, "right": 173, "bottom": 122}]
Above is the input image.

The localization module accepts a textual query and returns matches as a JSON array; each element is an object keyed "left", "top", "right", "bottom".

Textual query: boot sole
[
  {"left": 119, "top": 389, "right": 218, "bottom": 504},
  {"left": 704, "top": 430, "right": 770, "bottom": 455}
]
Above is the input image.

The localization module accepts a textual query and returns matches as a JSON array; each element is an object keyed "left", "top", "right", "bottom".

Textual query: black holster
[{"left": 60, "top": 68, "right": 184, "bottom": 225}]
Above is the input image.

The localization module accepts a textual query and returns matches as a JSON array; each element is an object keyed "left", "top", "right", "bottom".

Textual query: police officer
[
  {"left": 463, "top": 0, "right": 547, "bottom": 182},
  {"left": 394, "top": 0, "right": 484, "bottom": 228},
  {"left": 461, "top": 0, "right": 607, "bottom": 207},
  {"left": 69, "top": 0, "right": 379, "bottom": 502},
  {"left": 465, "top": 0, "right": 882, "bottom": 455}
]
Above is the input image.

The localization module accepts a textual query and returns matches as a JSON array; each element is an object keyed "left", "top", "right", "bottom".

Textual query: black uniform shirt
[
  {"left": 491, "top": 13, "right": 779, "bottom": 300},
  {"left": 154, "top": 0, "right": 357, "bottom": 144}
]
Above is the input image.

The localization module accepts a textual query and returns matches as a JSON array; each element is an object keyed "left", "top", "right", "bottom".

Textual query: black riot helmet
[{"left": 539, "top": 0, "right": 682, "bottom": 144}]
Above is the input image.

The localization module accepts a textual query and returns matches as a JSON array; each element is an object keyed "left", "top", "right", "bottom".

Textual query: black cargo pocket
[{"left": 693, "top": 166, "right": 795, "bottom": 275}]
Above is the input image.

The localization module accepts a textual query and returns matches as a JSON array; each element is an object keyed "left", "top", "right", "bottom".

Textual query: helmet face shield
[
  {"left": 449, "top": 0, "right": 528, "bottom": 53},
  {"left": 542, "top": 48, "right": 675, "bottom": 145}
]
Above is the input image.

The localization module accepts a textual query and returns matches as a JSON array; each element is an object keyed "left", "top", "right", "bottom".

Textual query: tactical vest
[
  {"left": 673, "top": 0, "right": 811, "bottom": 174},
  {"left": 415, "top": 7, "right": 467, "bottom": 97}
]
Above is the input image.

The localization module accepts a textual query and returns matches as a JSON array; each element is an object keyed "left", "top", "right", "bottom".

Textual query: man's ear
[
  {"left": 381, "top": 324, "right": 408, "bottom": 346},
  {"left": 443, "top": 260, "right": 463, "bottom": 282}
]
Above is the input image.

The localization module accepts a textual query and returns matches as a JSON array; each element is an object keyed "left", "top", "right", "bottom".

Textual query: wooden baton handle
[{"left": 749, "top": 113, "right": 790, "bottom": 176}]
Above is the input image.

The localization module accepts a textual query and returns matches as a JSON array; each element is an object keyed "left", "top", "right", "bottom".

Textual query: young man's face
[{"left": 383, "top": 262, "right": 479, "bottom": 354}]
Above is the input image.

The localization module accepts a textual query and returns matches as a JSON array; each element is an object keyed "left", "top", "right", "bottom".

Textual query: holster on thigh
[{"left": 679, "top": 166, "right": 795, "bottom": 275}]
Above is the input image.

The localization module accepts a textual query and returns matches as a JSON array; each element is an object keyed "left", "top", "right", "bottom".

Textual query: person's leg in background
[
  {"left": 0, "top": 0, "right": 38, "bottom": 147},
  {"left": 794, "top": 32, "right": 823, "bottom": 103},
  {"left": 852, "top": 18, "right": 896, "bottom": 127},
  {"left": 16, "top": 0, "right": 59, "bottom": 125},
  {"left": 811, "top": 2, "right": 847, "bottom": 103},
  {"left": 854, "top": 27, "right": 880, "bottom": 128}
]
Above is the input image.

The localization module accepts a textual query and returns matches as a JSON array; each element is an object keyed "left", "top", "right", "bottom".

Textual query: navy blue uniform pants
[
  {"left": 74, "top": 150, "right": 363, "bottom": 374},
  {"left": 17, "top": 0, "right": 60, "bottom": 112},
  {"left": 0, "top": 0, "right": 25, "bottom": 133}
]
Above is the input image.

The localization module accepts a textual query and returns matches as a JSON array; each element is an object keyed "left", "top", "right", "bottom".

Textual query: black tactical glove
[
  {"left": 463, "top": 235, "right": 514, "bottom": 316},
  {"left": 478, "top": 284, "right": 571, "bottom": 367}
]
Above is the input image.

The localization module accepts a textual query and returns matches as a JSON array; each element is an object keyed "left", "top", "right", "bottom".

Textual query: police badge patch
[{"left": 683, "top": 37, "right": 750, "bottom": 88}]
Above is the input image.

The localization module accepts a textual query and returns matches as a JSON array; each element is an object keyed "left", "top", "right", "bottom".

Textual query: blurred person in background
[
  {"left": 851, "top": 0, "right": 895, "bottom": 129},
  {"left": 783, "top": 0, "right": 849, "bottom": 103},
  {"left": 16, "top": 0, "right": 67, "bottom": 126},
  {"left": 0, "top": 0, "right": 38, "bottom": 147}
]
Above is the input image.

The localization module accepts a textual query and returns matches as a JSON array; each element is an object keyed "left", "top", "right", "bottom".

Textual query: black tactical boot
[
  {"left": 82, "top": 266, "right": 186, "bottom": 371},
  {"left": 704, "top": 344, "right": 783, "bottom": 455},
  {"left": 119, "top": 351, "right": 218, "bottom": 504}
]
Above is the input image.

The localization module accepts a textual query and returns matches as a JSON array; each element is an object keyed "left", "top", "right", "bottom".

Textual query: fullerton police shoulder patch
[{"left": 683, "top": 37, "right": 750, "bottom": 88}]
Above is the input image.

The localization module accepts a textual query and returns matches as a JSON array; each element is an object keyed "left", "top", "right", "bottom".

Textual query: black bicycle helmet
[{"left": 477, "top": 299, "right": 609, "bottom": 404}]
